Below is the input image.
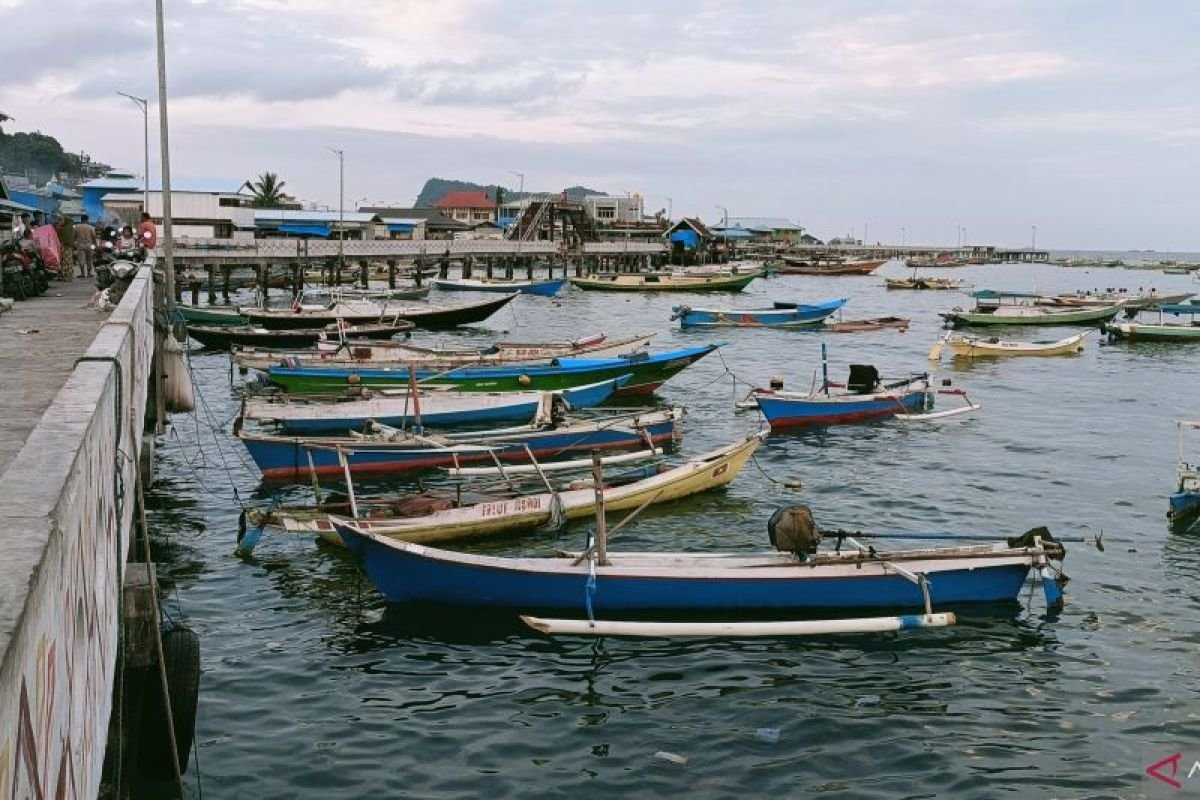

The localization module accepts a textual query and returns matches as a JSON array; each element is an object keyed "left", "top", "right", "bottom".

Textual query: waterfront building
[
  {"left": 359, "top": 206, "right": 469, "bottom": 240},
  {"left": 433, "top": 190, "right": 497, "bottom": 225},
  {"left": 715, "top": 216, "right": 806, "bottom": 243},
  {"left": 78, "top": 170, "right": 142, "bottom": 220},
  {"left": 254, "top": 209, "right": 381, "bottom": 240},
  {"left": 377, "top": 217, "right": 427, "bottom": 240}
]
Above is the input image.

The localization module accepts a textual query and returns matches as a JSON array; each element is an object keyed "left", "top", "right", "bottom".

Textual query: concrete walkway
[{"left": 0, "top": 279, "right": 107, "bottom": 477}]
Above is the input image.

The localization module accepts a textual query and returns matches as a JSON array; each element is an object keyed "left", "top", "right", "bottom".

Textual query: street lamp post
[
  {"left": 116, "top": 91, "right": 149, "bottom": 211},
  {"left": 327, "top": 147, "right": 344, "bottom": 272},
  {"left": 1032, "top": 224, "right": 1037, "bottom": 250},
  {"left": 665, "top": 196, "right": 673, "bottom": 223}
]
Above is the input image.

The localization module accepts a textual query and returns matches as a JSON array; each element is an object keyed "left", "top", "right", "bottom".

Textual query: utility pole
[
  {"left": 1032, "top": 224, "right": 1037, "bottom": 250},
  {"left": 509, "top": 170, "right": 524, "bottom": 245},
  {"left": 665, "top": 196, "right": 673, "bottom": 223},
  {"left": 116, "top": 91, "right": 149, "bottom": 211},
  {"left": 327, "top": 147, "right": 344, "bottom": 271},
  {"left": 155, "top": 0, "right": 174, "bottom": 301}
]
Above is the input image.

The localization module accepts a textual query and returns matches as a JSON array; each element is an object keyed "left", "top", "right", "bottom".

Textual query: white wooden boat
[{"left": 941, "top": 330, "right": 1090, "bottom": 358}]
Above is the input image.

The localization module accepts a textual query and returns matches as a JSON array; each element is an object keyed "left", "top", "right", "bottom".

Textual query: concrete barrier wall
[{"left": 0, "top": 269, "right": 154, "bottom": 798}]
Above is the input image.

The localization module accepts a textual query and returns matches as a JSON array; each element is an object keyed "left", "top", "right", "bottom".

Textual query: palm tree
[
  {"left": 0, "top": 112, "right": 11, "bottom": 135},
  {"left": 243, "top": 171, "right": 292, "bottom": 208}
]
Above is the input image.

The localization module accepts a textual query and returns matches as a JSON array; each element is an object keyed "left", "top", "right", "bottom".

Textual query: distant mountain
[{"left": 414, "top": 177, "right": 606, "bottom": 207}]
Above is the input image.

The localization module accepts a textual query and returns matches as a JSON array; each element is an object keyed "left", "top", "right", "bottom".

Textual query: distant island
[{"left": 415, "top": 177, "right": 606, "bottom": 207}]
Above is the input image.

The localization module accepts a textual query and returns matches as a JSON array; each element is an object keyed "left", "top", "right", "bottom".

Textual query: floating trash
[{"left": 654, "top": 751, "right": 689, "bottom": 765}]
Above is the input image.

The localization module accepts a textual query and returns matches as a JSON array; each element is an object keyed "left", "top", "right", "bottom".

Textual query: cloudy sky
[{"left": 3, "top": 0, "right": 1199, "bottom": 249}]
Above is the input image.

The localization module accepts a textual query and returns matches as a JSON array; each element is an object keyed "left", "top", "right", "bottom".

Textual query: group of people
[{"left": 10, "top": 210, "right": 158, "bottom": 279}]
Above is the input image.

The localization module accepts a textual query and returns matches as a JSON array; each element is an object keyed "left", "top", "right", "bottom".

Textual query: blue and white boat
[
  {"left": 671, "top": 298, "right": 847, "bottom": 328},
  {"left": 330, "top": 509, "right": 1068, "bottom": 615},
  {"left": 237, "top": 407, "right": 683, "bottom": 480},
  {"left": 241, "top": 375, "right": 629, "bottom": 435},
  {"left": 1170, "top": 420, "right": 1200, "bottom": 529},
  {"left": 751, "top": 365, "right": 931, "bottom": 429},
  {"left": 433, "top": 277, "right": 567, "bottom": 297}
]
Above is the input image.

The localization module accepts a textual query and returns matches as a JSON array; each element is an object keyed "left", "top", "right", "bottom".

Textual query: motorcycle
[{"left": 0, "top": 241, "right": 39, "bottom": 300}]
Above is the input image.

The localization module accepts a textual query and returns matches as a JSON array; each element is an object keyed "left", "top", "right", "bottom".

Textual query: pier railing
[
  {"left": 0, "top": 268, "right": 154, "bottom": 798},
  {"left": 168, "top": 237, "right": 667, "bottom": 262}
]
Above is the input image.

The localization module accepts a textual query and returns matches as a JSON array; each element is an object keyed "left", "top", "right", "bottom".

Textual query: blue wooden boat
[
  {"left": 671, "top": 298, "right": 847, "bottom": 328},
  {"left": 1170, "top": 420, "right": 1200, "bottom": 528},
  {"left": 330, "top": 509, "right": 1068, "bottom": 613},
  {"left": 265, "top": 344, "right": 720, "bottom": 395},
  {"left": 751, "top": 365, "right": 931, "bottom": 429},
  {"left": 237, "top": 407, "right": 683, "bottom": 480},
  {"left": 241, "top": 376, "right": 629, "bottom": 435},
  {"left": 432, "top": 277, "right": 567, "bottom": 297}
]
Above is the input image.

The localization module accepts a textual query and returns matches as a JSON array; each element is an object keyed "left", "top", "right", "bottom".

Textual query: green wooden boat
[
  {"left": 177, "top": 304, "right": 247, "bottom": 327},
  {"left": 940, "top": 291, "right": 1122, "bottom": 327},
  {"left": 1105, "top": 304, "right": 1200, "bottom": 341},
  {"left": 264, "top": 344, "right": 719, "bottom": 395}
]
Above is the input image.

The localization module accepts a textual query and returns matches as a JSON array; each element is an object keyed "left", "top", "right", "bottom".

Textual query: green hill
[{"left": 415, "top": 177, "right": 605, "bottom": 207}]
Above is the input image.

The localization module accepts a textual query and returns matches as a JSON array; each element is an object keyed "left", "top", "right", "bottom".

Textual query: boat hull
[
  {"left": 264, "top": 344, "right": 718, "bottom": 395},
  {"left": 187, "top": 322, "right": 412, "bottom": 350},
  {"left": 333, "top": 532, "right": 1034, "bottom": 610},
  {"left": 942, "top": 304, "right": 1121, "bottom": 327},
  {"left": 1105, "top": 323, "right": 1200, "bottom": 342},
  {"left": 433, "top": 278, "right": 565, "bottom": 297},
  {"left": 755, "top": 387, "right": 929, "bottom": 428},
  {"left": 570, "top": 271, "right": 761, "bottom": 292},
  {"left": 948, "top": 332, "right": 1088, "bottom": 357},
  {"left": 176, "top": 305, "right": 246, "bottom": 326},
  {"left": 244, "top": 293, "right": 517, "bottom": 330},
  {"left": 673, "top": 299, "right": 846, "bottom": 328},
  {"left": 240, "top": 410, "right": 682, "bottom": 480}
]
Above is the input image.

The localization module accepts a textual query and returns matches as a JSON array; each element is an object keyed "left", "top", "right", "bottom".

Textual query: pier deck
[{"left": 0, "top": 280, "right": 106, "bottom": 477}]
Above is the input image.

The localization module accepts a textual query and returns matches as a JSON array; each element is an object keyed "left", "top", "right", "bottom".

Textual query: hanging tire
[{"left": 138, "top": 625, "right": 201, "bottom": 778}]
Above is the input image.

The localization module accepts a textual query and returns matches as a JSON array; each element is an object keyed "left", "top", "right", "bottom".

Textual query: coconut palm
[{"left": 243, "top": 171, "right": 292, "bottom": 208}]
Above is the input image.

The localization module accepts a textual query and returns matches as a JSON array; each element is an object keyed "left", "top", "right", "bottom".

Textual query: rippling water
[{"left": 146, "top": 260, "right": 1200, "bottom": 798}]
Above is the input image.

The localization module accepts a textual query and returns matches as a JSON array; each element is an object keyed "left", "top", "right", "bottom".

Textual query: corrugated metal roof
[
  {"left": 722, "top": 216, "right": 804, "bottom": 232},
  {"left": 0, "top": 198, "right": 38, "bottom": 213},
  {"left": 255, "top": 209, "right": 379, "bottom": 224},
  {"left": 80, "top": 177, "right": 142, "bottom": 191},
  {"left": 379, "top": 217, "right": 426, "bottom": 225}
]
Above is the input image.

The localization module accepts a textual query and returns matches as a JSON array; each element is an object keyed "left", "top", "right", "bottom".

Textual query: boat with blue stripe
[
  {"left": 671, "top": 298, "right": 847, "bottom": 328},
  {"left": 1170, "top": 420, "right": 1200, "bottom": 530}
]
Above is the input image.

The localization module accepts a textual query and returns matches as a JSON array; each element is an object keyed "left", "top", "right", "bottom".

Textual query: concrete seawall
[{"left": 0, "top": 270, "right": 154, "bottom": 798}]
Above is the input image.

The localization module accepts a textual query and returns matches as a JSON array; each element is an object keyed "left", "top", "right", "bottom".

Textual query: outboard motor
[
  {"left": 847, "top": 364, "right": 880, "bottom": 394},
  {"left": 768, "top": 505, "right": 822, "bottom": 558}
]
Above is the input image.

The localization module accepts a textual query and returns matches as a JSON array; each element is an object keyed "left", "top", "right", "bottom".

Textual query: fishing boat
[
  {"left": 941, "top": 291, "right": 1122, "bottom": 327},
  {"left": 187, "top": 320, "right": 415, "bottom": 350},
  {"left": 570, "top": 270, "right": 762, "bottom": 292},
  {"left": 906, "top": 253, "right": 966, "bottom": 269},
  {"left": 1104, "top": 304, "right": 1200, "bottom": 342},
  {"left": 777, "top": 259, "right": 887, "bottom": 276},
  {"left": 824, "top": 317, "right": 911, "bottom": 333},
  {"left": 232, "top": 332, "right": 655, "bottom": 372},
  {"left": 935, "top": 331, "right": 1090, "bottom": 358},
  {"left": 432, "top": 277, "right": 566, "bottom": 297},
  {"left": 749, "top": 361, "right": 932, "bottom": 428},
  {"left": 884, "top": 275, "right": 966, "bottom": 290},
  {"left": 238, "top": 407, "right": 685, "bottom": 480},
  {"left": 1042, "top": 290, "right": 1193, "bottom": 312},
  {"left": 263, "top": 344, "right": 719, "bottom": 395},
  {"left": 670, "top": 298, "right": 847, "bottom": 328},
  {"left": 300, "top": 433, "right": 765, "bottom": 545},
  {"left": 242, "top": 293, "right": 517, "bottom": 330},
  {"left": 1170, "top": 421, "right": 1200, "bottom": 528},
  {"left": 242, "top": 376, "right": 628, "bottom": 435},
  {"left": 329, "top": 503, "right": 1068, "bottom": 621},
  {"left": 311, "top": 285, "right": 432, "bottom": 301},
  {"left": 176, "top": 304, "right": 246, "bottom": 327}
]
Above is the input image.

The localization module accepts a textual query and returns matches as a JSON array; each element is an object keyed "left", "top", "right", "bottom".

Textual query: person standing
[
  {"left": 137, "top": 212, "right": 158, "bottom": 251},
  {"left": 74, "top": 214, "right": 97, "bottom": 277},
  {"left": 55, "top": 213, "right": 75, "bottom": 280}
]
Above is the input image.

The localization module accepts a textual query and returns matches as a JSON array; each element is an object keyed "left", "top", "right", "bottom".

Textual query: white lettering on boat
[{"left": 479, "top": 496, "right": 544, "bottom": 517}]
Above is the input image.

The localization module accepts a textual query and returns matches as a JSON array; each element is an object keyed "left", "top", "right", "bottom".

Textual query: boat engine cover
[{"left": 768, "top": 505, "right": 822, "bottom": 556}]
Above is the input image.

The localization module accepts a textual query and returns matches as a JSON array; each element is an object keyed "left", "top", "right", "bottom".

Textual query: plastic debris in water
[
  {"left": 654, "top": 751, "right": 689, "bottom": 765},
  {"left": 754, "top": 728, "right": 781, "bottom": 744}
]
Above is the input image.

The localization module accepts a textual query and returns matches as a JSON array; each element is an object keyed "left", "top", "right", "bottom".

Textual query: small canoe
[
  {"left": 306, "top": 432, "right": 765, "bottom": 545},
  {"left": 777, "top": 259, "right": 887, "bottom": 276},
  {"left": 243, "top": 293, "right": 517, "bottom": 330},
  {"left": 671, "top": 298, "right": 847, "bottom": 328},
  {"left": 1170, "top": 421, "right": 1200, "bottom": 528},
  {"left": 570, "top": 270, "right": 762, "bottom": 292},
  {"left": 947, "top": 331, "right": 1089, "bottom": 357},
  {"left": 331, "top": 506, "right": 1067, "bottom": 611},
  {"left": 309, "top": 285, "right": 432, "bottom": 301},
  {"left": 237, "top": 407, "right": 684, "bottom": 480},
  {"left": 232, "top": 332, "right": 655, "bottom": 371},
  {"left": 241, "top": 376, "right": 628, "bottom": 435},
  {"left": 187, "top": 320, "right": 415, "bottom": 350},
  {"left": 825, "top": 316, "right": 911, "bottom": 333},
  {"left": 176, "top": 304, "right": 247, "bottom": 327},
  {"left": 433, "top": 277, "right": 566, "bottom": 297},
  {"left": 884, "top": 277, "right": 966, "bottom": 290}
]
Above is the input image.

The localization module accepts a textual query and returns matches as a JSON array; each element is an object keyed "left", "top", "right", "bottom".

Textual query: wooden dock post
[
  {"left": 189, "top": 276, "right": 200, "bottom": 306},
  {"left": 257, "top": 263, "right": 268, "bottom": 299},
  {"left": 439, "top": 250, "right": 451, "bottom": 279},
  {"left": 485, "top": 258, "right": 494, "bottom": 280},
  {"left": 387, "top": 259, "right": 396, "bottom": 289},
  {"left": 358, "top": 259, "right": 369, "bottom": 289},
  {"left": 526, "top": 257, "right": 534, "bottom": 280},
  {"left": 205, "top": 265, "right": 216, "bottom": 304},
  {"left": 221, "top": 264, "right": 232, "bottom": 302},
  {"left": 291, "top": 262, "right": 302, "bottom": 296},
  {"left": 463, "top": 255, "right": 473, "bottom": 280},
  {"left": 504, "top": 258, "right": 514, "bottom": 280}
]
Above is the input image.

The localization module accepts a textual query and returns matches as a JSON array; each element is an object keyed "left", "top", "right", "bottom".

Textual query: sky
[{"left": 2, "top": 0, "right": 1199, "bottom": 250}]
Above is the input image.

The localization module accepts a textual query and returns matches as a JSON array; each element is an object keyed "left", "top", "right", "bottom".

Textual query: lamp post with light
[
  {"left": 327, "top": 147, "right": 344, "bottom": 272},
  {"left": 116, "top": 90, "right": 149, "bottom": 211}
]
